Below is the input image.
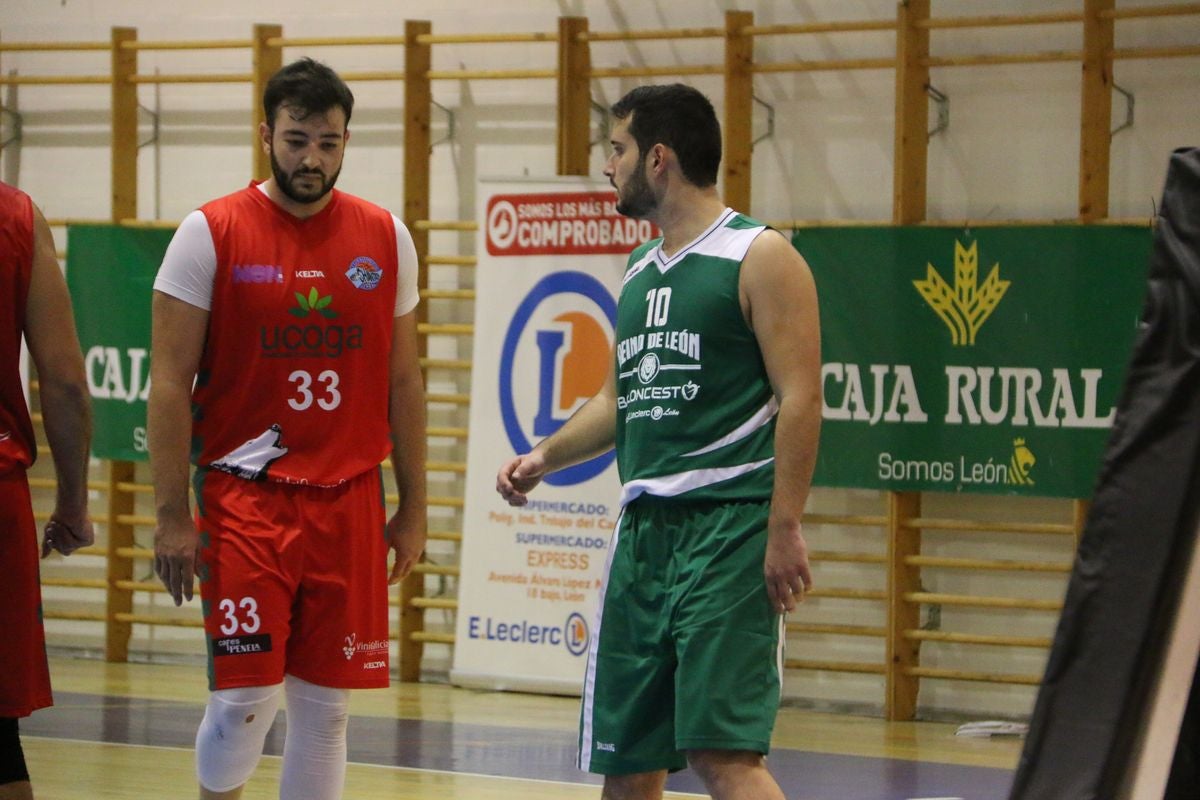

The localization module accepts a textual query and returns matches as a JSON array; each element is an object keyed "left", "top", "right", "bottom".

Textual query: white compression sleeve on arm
[
  {"left": 279, "top": 675, "right": 351, "bottom": 800},
  {"left": 195, "top": 683, "right": 283, "bottom": 793}
]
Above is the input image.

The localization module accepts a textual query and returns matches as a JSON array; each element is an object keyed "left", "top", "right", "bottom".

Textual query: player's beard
[
  {"left": 614, "top": 154, "right": 657, "bottom": 219},
  {"left": 270, "top": 148, "right": 341, "bottom": 205}
]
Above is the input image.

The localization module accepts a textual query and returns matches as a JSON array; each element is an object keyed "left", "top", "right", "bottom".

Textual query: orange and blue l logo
[
  {"left": 565, "top": 612, "right": 589, "bottom": 656},
  {"left": 499, "top": 271, "right": 616, "bottom": 485}
]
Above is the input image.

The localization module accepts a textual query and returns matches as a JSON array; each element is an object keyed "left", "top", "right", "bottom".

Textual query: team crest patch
[{"left": 345, "top": 256, "right": 383, "bottom": 290}]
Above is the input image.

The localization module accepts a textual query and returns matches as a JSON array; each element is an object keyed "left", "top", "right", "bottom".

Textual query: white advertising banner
[{"left": 450, "top": 177, "right": 657, "bottom": 694}]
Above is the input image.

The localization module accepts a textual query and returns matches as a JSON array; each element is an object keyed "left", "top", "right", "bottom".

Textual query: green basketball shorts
[{"left": 577, "top": 495, "right": 783, "bottom": 775}]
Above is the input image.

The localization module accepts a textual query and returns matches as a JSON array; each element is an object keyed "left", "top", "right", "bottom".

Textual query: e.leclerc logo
[
  {"left": 465, "top": 612, "right": 590, "bottom": 656},
  {"left": 499, "top": 271, "right": 616, "bottom": 486},
  {"left": 564, "top": 612, "right": 589, "bottom": 656}
]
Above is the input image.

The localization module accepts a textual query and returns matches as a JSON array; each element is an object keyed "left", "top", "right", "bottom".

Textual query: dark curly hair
[
  {"left": 610, "top": 84, "right": 721, "bottom": 187},
  {"left": 263, "top": 58, "right": 354, "bottom": 130}
]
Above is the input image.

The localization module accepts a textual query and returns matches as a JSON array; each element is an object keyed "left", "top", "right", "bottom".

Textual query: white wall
[
  {"left": 2, "top": 0, "right": 1196, "bottom": 224},
  {"left": 6, "top": 0, "right": 1199, "bottom": 719}
]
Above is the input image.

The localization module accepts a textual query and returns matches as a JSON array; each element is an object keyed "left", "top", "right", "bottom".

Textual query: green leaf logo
[
  {"left": 913, "top": 240, "right": 1009, "bottom": 346},
  {"left": 291, "top": 287, "right": 337, "bottom": 318}
]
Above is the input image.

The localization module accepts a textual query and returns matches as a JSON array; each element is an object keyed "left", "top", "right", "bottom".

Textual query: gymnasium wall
[{"left": 2, "top": 0, "right": 1198, "bottom": 720}]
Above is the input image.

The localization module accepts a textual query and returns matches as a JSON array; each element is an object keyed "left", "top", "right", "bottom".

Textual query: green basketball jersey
[{"left": 614, "top": 208, "right": 777, "bottom": 506}]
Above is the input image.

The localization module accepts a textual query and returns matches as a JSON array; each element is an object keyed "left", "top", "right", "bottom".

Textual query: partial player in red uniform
[
  {"left": 149, "top": 59, "right": 427, "bottom": 800},
  {"left": 0, "top": 181, "right": 94, "bottom": 800}
]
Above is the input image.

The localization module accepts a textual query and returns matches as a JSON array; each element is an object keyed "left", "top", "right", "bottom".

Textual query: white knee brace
[
  {"left": 279, "top": 675, "right": 351, "bottom": 800},
  {"left": 195, "top": 683, "right": 283, "bottom": 793}
]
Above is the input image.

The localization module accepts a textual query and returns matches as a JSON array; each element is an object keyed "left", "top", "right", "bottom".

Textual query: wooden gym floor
[{"left": 21, "top": 656, "right": 1020, "bottom": 799}]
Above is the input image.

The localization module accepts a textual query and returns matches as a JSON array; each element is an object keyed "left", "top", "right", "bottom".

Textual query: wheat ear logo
[
  {"left": 1008, "top": 438, "right": 1036, "bottom": 486},
  {"left": 291, "top": 287, "right": 337, "bottom": 319},
  {"left": 913, "top": 240, "right": 1009, "bottom": 346}
]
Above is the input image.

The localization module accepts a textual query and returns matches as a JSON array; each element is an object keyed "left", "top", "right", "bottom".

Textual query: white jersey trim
[
  {"left": 620, "top": 247, "right": 657, "bottom": 288},
  {"left": 618, "top": 457, "right": 774, "bottom": 508},
  {"left": 687, "top": 216, "right": 765, "bottom": 263},
  {"left": 577, "top": 507, "right": 623, "bottom": 772},
  {"left": 153, "top": 188, "right": 420, "bottom": 316},
  {"left": 654, "top": 208, "right": 748, "bottom": 273},
  {"left": 775, "top": 613, "right": 786, "bottom": 699},
  {"left": 681, "top": 396, "right": 779, "bottom": 458}
]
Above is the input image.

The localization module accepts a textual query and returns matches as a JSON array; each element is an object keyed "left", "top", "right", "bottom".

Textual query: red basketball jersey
[
  {"left": 193, "top": 184, "right": 398, "bottom": 486},
  {"left": 0, "top": 182, "right": 36, "bottom": 474}
]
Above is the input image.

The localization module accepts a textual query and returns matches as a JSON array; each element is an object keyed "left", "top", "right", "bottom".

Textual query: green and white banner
[
  {"left": 66, "top": 225, "right": 172, "bottom": 462},
  {"left": 59, "top": 222, "right": 1153, "bottom": 498},
  {"left": 797, "top": 225, "right": 1153, "bottom": 498}
]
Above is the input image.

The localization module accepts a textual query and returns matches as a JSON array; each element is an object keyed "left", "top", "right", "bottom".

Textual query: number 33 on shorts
[{"left": 218, "top": 596, "right": 262, "bottom": 635}]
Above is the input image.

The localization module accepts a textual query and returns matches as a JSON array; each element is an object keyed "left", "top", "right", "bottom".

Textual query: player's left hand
[
  {"left": 764, "top": 519, "right": 812, "bottom": 614},
  {"left": 386, "top": 502, "right": 427, "bottom": 585}
]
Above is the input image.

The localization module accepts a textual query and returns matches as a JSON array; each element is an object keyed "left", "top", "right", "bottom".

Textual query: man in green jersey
[{"left": 497, "top": 83, "right": 821, "bottom": 800}]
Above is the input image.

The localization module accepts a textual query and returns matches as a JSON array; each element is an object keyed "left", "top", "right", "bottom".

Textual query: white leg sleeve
[
  {"left": 195, "top": 684, "right": 283, "bottom": 793},
  {"left": 279, "top": 675, "right": 351, "bottom": 800}
]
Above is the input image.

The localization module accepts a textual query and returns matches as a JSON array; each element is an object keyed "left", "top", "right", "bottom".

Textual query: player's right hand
[
  {"left": 153, "top": 516, "right": 200, "bottom": 607},
  {"left": 496, "top": 452, "right": 547, "bottom": 507},
  {"left": 41, "top": 514, "right": 95, "bottom": 558}
]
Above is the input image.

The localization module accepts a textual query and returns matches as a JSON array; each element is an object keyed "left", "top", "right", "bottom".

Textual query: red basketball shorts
[
  {"left": 0, "top": 469, "right": 52, "bottom": 717},
  {"left": 195, "top": 467, "right": 390, "bottom": 691}
]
